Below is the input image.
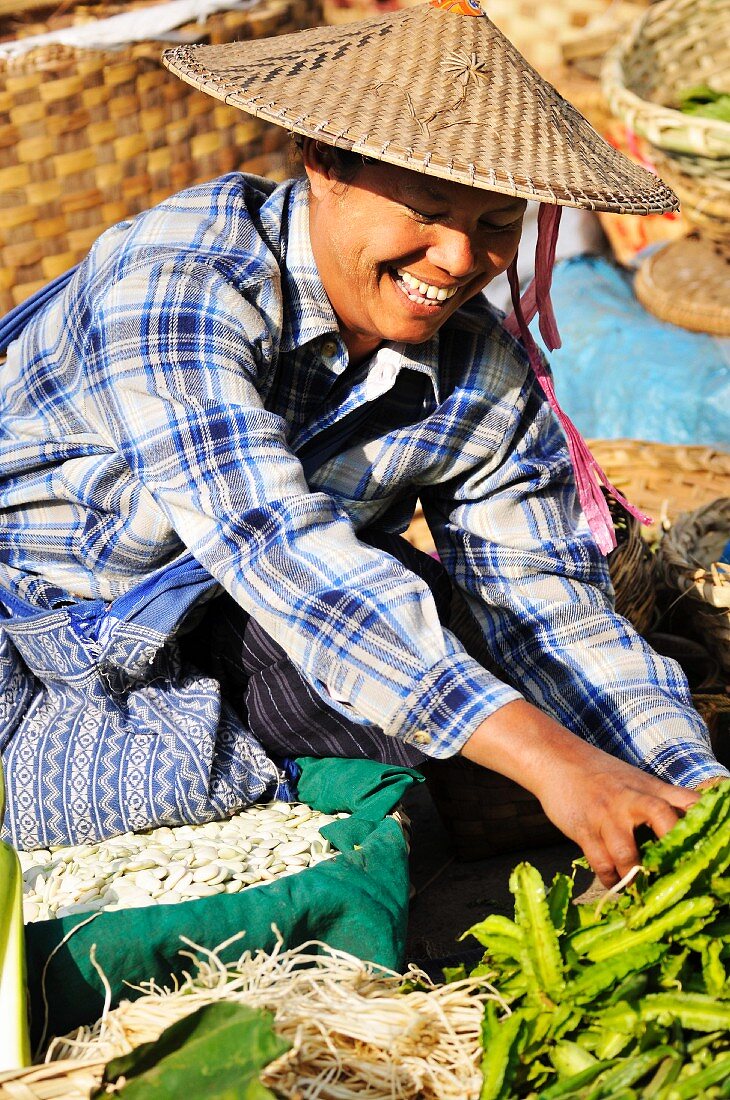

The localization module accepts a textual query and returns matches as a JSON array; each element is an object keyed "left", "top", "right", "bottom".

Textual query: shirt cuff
[
  {"left": 385, "top": 651, "right": 523, "bottom": 758},
  {"left": 645, "top": 739, "right": 730, "bottom": 788}
]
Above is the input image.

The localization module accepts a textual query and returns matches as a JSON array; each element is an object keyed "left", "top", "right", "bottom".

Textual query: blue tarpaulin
[{"left": 539, "top": 255, "right": 730, "bottom": 448}]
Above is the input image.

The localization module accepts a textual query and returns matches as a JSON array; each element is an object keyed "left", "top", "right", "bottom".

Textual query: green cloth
[{"left": 25, "top": 757, "right": 423, "bottom": 1044}]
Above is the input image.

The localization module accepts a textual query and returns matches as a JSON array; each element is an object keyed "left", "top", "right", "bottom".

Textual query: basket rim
[{"left": 601, "top": 0, "right": 730, "bottom": 160}]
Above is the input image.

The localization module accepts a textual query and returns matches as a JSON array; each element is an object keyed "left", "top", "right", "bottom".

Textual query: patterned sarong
[{"left": 0, "top": 553, "right": 298, "bottom": 850}]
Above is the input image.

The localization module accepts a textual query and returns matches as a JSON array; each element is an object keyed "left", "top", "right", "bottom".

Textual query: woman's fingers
[{"left": 581, "top": 785, "right": 697, "bottom": 887}]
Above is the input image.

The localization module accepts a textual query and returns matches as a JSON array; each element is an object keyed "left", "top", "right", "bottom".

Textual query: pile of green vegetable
[
  {"left": 454, "top": 784, "right": 730, "bottom": 1099},
  {"left": 678, "top": 85, "right": 730, "bottom": 123}
]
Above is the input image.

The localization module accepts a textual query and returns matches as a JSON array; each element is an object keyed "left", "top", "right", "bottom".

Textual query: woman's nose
[{"left": 426, "top": 226, "right": 480, "bottom": 279}]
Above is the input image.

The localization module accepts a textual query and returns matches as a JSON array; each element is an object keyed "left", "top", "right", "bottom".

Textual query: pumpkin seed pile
[
  {"left": 18, "top": 801, "right": 347, "bottom": 923},
  {"left": 458, "top": 783, "right": 730, "bottom": 1099}
]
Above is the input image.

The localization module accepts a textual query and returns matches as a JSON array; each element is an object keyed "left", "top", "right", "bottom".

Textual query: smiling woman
[
  {"left": 302, "top": 143, "right": 527, "bottom": 363},
  {"left": 0, "top": 0, "right": 726, "bottom": 886}
]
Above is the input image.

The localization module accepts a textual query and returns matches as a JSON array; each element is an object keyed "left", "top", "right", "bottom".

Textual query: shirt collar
[
  {"left": 280, "top": 178, "right": 340, "bottom": 355},
  {"left": 372, "top": 338, "right": 442, "bottom": 405}
]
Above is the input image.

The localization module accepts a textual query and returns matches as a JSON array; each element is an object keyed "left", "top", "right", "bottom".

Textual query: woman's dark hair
[{"left": 291, "top": 135, "right": 373, "bottom": 182}]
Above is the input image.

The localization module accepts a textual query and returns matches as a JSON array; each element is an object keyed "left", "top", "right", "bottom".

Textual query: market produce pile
[
  {"left": 462, "top": 782, "right": 730, "bottom": 1099},
  {"left": 1, "top": 784, "right": 729, "bottom": 1098},
  {"left": 17, "top": 800, "right": 344, "bottom": 922}
]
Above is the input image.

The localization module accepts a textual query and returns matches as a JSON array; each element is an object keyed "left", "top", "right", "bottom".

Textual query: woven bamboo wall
[{"left": 0, "top": 0, "right": 322, "bottom": 313}]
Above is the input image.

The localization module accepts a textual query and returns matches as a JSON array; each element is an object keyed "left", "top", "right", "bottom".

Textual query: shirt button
[
  {"left": 412, "top": 731, "right": 432, "bottom": 745},
  {"left": 321, "top": 338, "right": 338, "bottom": 359}
]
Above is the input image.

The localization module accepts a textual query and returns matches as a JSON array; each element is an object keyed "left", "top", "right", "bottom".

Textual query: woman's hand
[{"left": 460, "top": 699, "right": 700, "bottom": 887}]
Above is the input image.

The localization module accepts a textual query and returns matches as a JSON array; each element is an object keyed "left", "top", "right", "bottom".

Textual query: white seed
[
  {"left": 192, "top": 863, "right": 220, "bottom": 884},
  {"left": 277, "top": 840, "right": 310, "bottom": 858},
  {"left": 184, "top": 882, "right": 226, "bottom": 898},
  {"left": 21, "top": 800, "right": 345, "bottom": 922},
  {"left": 164, "top": 864, "right": 191, "bottom": 892},
  {"left": 216, "top": 846, "right": 240, "bottom": 861},
  {"left": 134, "top": 871, "right": 164, "bottom": 893},
  {"left": 23, "top": 900, "right": 40, "bottom": 923}
]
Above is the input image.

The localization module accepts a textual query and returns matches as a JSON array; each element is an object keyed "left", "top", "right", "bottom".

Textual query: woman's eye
[
  {"left": 405, "top": 205, "right": 440, "bottom": 222},
  {"left": 479, "top": 218, "right": 523, "bottom": 234}
]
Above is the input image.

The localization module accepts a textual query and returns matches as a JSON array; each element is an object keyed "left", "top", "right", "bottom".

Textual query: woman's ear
[{"left": 301, "top": 138, "right": 338, "bottom": 200}]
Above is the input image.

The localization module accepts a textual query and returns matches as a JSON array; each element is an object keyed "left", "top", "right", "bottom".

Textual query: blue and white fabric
[{"left": 0, "top": 173, "right": 725, "bottom": 848}]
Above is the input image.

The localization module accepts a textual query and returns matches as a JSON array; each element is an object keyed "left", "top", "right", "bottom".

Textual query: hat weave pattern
[{"left": 164, "top": 2, "right": 677, "bottom": 214}]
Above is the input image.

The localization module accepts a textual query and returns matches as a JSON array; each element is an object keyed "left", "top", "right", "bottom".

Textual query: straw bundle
[
  {"left": 0, "top": 0, "right": 322, "bottom": 314},
  {"left": 0, "top": 937, "right": 496, "bottom": 1099}
]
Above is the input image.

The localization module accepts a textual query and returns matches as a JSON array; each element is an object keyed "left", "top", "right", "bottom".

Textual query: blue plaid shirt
[{"left": 0, "top": 173, "right": 724, "bottom": 784}]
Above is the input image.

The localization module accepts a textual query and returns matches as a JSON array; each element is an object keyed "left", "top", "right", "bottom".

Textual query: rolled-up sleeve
[{"left": 424, "top": 360, "right": 727, "bottom": 786}]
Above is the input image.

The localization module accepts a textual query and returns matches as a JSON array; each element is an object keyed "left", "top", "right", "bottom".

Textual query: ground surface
[{"left": 403, "top": 781, "right": 603, "bottom": 976}]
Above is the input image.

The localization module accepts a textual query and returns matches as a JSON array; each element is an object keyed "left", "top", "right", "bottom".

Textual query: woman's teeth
[{"left": 395, "top": 269, "right": 458, "bottom": 304}]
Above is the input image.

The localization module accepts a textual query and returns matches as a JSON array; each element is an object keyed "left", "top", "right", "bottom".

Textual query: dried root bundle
[{"left": 39, "top": 935, "right": 499, "bottom": 1100}]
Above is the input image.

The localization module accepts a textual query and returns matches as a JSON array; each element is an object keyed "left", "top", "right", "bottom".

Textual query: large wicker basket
[
  {"left": 0, "top": 0, "right": 322, "bottom": 314},
  {"left": 633, "top": 234, "right": 730, "bottom": 338},
  {"left": 656, "top": 497, "right": 730, "bottom": 678},
  {"left": 652, "top": 149, "right": 730, "bottom": 241},
  {"left": 602, "top": 0, "right": 730, "bottom": 162}
]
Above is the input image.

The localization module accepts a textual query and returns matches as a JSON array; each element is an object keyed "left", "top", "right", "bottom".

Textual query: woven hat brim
[{"left": 163, "top": 3, "right": 678, "bottom": 216}]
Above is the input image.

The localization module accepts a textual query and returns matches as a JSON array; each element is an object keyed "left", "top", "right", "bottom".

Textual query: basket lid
[{"left": 635, "top": 236, "right": 730, "bottom": 337}]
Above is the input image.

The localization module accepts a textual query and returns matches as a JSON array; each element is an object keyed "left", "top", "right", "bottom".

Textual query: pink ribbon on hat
[{"left": 504, "top": 205, "right": 651, "bottom": 554}]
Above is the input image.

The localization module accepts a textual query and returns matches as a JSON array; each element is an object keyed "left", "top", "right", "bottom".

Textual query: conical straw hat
[{"left": 163, "top": 0, "right": 677, "bottom": 215}]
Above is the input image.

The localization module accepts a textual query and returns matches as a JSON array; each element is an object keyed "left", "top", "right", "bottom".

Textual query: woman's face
[{"left": 304, "top": 142, "right": 527, "bottom": 364}]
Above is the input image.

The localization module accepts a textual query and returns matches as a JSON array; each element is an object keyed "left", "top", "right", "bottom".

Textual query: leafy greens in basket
[
  {"left": 455, "top": 783, "right": 730, "bottom": 1099},
  {"left": 678, "top": 85, "right": 730, "bottom": 122}
]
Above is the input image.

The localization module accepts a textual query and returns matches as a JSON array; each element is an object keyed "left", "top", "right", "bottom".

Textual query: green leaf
[
  {"left": 442, "top": 964, "right": 468, "bottom": 983},
  {"left": 546, "top": 874, "right": 574, "bottom": 935},
  {"left": 510, "top": 864, "right": 565, "bottom": 1001},
  {"left": 95, "top": 1002, "right": 290, "bottom": 1099},
  {"left": 480, "top": 1003, "right": 525, "bottom": 1100},
  {"left": 677, "top": 84, "right": 730, "bottom": 121}
]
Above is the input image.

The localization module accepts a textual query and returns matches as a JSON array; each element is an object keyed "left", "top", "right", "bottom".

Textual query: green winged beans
[
  {"left": 467, "top": 787, "right": 730, "bottom": 1100},
  {"left": 510, "top": 863, "right": 565, "bottom": 1002}
]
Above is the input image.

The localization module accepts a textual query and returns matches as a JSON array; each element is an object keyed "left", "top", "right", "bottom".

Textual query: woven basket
[
  {"left": 602, "top": 0, "right": 730, "bottom": 161},
  {"left": 587, "top": 440, "right": 730, "bottom": 536},
  {"left": 607, "top": 493, "right": 657, "bottom": 635},
  {"left": 656, "top": 497, "right": 730, "bottom": 678},
  {"left": 650, "top": 149, "right": 730, "bottom": 242},
  {"left": 422, "top": 755, "right": 564, "bottom": 861},
  {"left": 0, "top": 1060, "right": 104, "bottom": 1100},
  {"left": 0, "top": 0, "right": 322, "bottom": 314},
  {"left": 693, "top": 692, "right": 730, "bottom": 766},
  {"left": 634, "top": 235, "right": 730, "bottom": 338}
]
